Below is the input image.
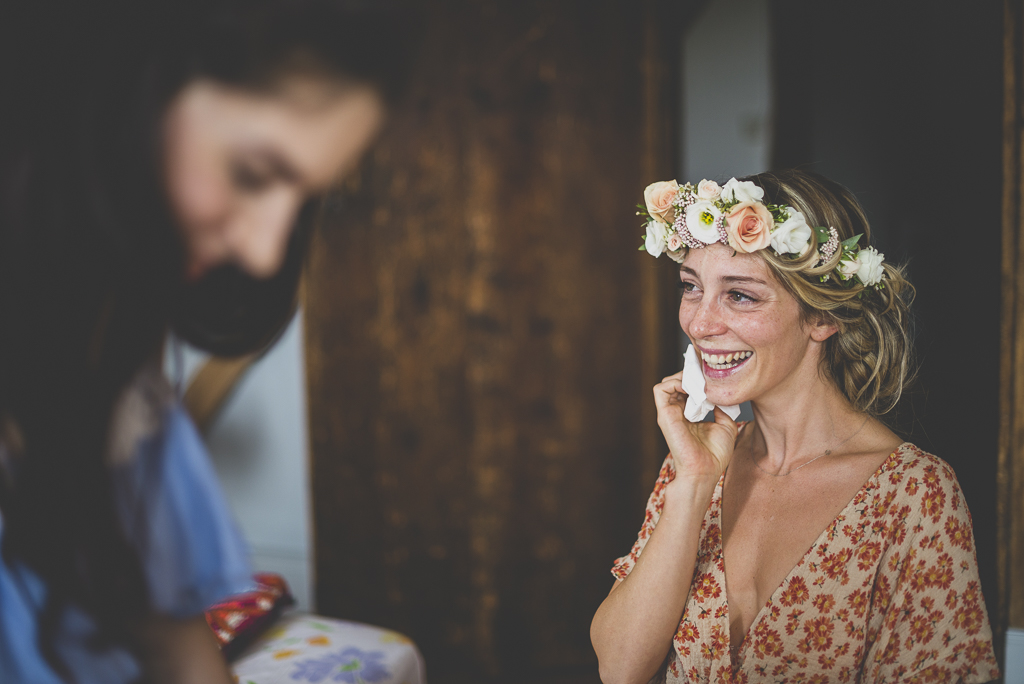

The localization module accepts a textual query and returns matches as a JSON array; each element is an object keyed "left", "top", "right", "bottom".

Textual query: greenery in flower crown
[{"left": 636, "top": 178, "right": 886, "bottom": 290}]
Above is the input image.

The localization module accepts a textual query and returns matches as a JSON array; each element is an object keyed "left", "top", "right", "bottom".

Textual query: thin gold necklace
[{"left": 750, "top": 416, "right": 870, "bottom": 477}]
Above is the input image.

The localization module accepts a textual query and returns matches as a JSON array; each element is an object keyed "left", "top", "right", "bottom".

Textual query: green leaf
[
  {"left": 841, "top": 234, "right": 863, "bottom": 251},
  {"left": 815, "top": 226, "right": 831, "bottom": 242}
]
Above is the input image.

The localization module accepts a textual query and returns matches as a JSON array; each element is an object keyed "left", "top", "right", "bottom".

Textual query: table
[{"left": 231, "top": 612, "right": 426, "bottom": 684}]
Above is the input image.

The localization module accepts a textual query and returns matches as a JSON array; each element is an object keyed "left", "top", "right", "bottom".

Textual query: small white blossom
[
  {"left": 685, "top": 200, "right": 722, "bottom": 244},
  {"left": 855, "top": 247, "right": 885, "bottom": 286},
  {"left": 721, "top": 177, "right": 764, "bottom": 204},
  {"left": 770, "top": 207, "right": 812, "bottom": 255},
  {"left": 644, "top": 219, "right": 670, "bottom": 257}
]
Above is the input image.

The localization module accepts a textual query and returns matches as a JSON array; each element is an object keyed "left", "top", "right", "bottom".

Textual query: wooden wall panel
[
  {"left": 305, "top": 1, "right": 681, "bottom": 681},
  {"left": 1001, "top": 0, "right": 1024, "bottom": 646}
]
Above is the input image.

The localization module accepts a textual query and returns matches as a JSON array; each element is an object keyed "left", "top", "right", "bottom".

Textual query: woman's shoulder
[
  {"left": 881, "top": 442, "right": 960, "bottom": 487},
  {"left": 871, "top": 442, "right": 972, "bottom": 527}
]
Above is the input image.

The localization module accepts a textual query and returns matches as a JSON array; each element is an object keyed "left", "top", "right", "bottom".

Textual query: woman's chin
[{"left": 704, "top": 387, "right": 746, "bottom": 408}]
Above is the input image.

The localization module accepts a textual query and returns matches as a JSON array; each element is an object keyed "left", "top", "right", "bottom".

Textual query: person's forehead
[{"left": 680, "top": 244, "right": 774, "bottom": 282}]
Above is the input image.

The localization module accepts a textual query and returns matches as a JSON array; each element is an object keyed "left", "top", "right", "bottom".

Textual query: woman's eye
[
  {"left": 230, "top": 162, "right": 273, "bottom": 192},
  {"left": 728, "top": 290, "right": 756, "bottom": 303},
  {"left": 677, "top": 280, "right": 697, "bottom": 294}
]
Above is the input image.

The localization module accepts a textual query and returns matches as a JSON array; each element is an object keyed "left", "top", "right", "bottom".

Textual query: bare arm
[
  {"left": 138, "top": 614, "right": 232, "bottom": 684},
  {"left": 590, "top": 476, "right": 718, "bottom": 684},
  {"left": 590, "top": 373, "right": 738, "bottom": 684}
]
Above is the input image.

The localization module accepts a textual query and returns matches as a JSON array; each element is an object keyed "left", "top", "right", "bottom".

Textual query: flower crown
[{"left": 638, "top": 177, "right": 885, "bottom": 289}]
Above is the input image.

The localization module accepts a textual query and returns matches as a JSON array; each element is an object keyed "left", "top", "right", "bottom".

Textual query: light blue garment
[{"left": 0, "top": 403, "right": 252, "bottom": 683}]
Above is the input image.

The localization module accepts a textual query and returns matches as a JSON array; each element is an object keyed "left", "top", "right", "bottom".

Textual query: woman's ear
[{"left": 810, "top": 316, "right": 838, "bottom": 343}]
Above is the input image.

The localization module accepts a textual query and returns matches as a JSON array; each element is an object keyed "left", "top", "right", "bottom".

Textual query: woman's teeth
[{"left": 700, "top": 350, "right": 752, "bottom": 370}]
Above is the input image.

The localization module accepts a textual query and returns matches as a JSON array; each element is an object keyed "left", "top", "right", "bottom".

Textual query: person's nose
[
  {"left": 687, "top": 295, "right": 728, "bottom": 339},
  {"left": 230, "top": 191, "right": 299, "bottom": 279}
]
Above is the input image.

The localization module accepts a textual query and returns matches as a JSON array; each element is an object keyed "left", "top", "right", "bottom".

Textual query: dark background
[
  {"left": 772, "top": 0, "right": 1004, "bottom": 647},
  {"left": 305, "top": 1, "right": 1006, "bottom": 682}
]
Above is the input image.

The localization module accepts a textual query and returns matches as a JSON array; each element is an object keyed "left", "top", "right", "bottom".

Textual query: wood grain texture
[
  {"left": 304, "top": 1, "right": 682, "bottom": 681},
  {"left": 1001, "top": 0, "right": 1024, "bottom": 638}
]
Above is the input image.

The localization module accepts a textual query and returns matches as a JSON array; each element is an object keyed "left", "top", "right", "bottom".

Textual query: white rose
[
  {"left": 721, "top": 177, "right": 765, "bottom": 204},
  {"left": 769, "top": 207, "right": 811, "bottom": 255},
  {"left": 684, "top": 200, "right": 722, "bottom": 244},
  {"left": 644, "top": 219, "right": 670, "bottom": 257},
  {"left": 855, "top": 247, "right": 885, "bottom": 286},
  {"left": 697, "top": 179, "right": 722, "bottom": 200}
]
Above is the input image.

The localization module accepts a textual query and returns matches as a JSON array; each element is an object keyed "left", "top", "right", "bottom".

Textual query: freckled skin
[{"left": 678, "top": 244, "right": 821, "bottom": 408}]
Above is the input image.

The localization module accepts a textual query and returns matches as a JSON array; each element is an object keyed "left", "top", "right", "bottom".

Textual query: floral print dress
[{"left": 612, "top": 443, "right": 1000, "bottom": 683}]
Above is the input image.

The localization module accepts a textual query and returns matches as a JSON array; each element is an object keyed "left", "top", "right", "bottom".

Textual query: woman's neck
[{"left": 747, "top": 372, "right": 865, "bottom": 473}]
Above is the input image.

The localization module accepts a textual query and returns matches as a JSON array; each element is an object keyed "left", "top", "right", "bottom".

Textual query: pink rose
[
  {"left": 725, "top": 201, "right": 772, "bottom": 253},
  {"left": 837, "top": 258, "right": 860, "bottom": 279},
  {"left": 667, "top": 233, "right": 683, "bottom": 251},
  {"left": 697, "top": 179, "right": 722, "bottom": 200},
  {"left": 644, "top": 180, "right": 679, "bottom": 225}
]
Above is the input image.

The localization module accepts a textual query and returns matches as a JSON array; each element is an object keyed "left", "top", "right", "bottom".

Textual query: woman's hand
[
  {"left": 592, "top": 371, "right": 735, "bottom": 684},
  {"left": 654, "top": 371, "right": 739, "bottom": 483}
]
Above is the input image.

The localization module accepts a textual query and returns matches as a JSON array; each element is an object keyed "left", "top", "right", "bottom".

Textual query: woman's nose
[
  {"left": 230, "top": 191, "right": 299, "bottom": 279},
  {"left": 687, "top": 297, "right": 727, "bottom": 339}
]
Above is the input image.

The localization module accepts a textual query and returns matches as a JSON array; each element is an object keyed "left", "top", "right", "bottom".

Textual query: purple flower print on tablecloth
[{"left": 290, "top": 647, "right": 390, "bottom": 683}]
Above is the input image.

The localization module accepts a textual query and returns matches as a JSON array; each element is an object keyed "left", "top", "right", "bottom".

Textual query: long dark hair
[{"left": 0, "top": 0, "right": 413, "bottom": 678}]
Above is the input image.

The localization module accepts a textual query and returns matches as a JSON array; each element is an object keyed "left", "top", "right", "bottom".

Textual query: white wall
[
  {"left": 1008, "top": 628, "right": 1024, "bottom": 684},
  {"left": 169, "top": 311, "right": 314, "bottom": 611},
  {"left": 682, "top": 0, "right": 772, "bottom": 184}
]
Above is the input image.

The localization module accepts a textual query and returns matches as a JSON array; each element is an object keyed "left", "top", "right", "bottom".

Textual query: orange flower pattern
[{"left": 611, "top": 444, "right": 999, "bottom": 683}]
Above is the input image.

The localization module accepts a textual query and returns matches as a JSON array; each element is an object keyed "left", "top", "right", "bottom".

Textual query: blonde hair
[{"left": 742, "top": 169, "right": 916, "bottom": 416}]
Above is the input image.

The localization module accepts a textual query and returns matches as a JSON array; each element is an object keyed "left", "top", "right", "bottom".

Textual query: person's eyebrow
[
  {"left": 722, "top": 275, "right": 769, "bottom": 286},
  {"left": 679, "top": 266, "right": 768, "bottom": 287}
]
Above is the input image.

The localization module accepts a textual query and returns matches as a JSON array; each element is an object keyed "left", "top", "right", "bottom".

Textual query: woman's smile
[
  {"left": 696, "top": 347, "right": 754, "bottom": 378},
  {"left": 678, "top": 243, "right": 820, "bottom": 407}
]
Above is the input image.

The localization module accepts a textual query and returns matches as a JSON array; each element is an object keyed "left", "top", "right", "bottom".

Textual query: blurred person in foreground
[
  {"left": 592, "top": 170, "right": 999, "bottom": 683},
  {"left": 0, "top": 1, "right": 412, "bottom": 681}
]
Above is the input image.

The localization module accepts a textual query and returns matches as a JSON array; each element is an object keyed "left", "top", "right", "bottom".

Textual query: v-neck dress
[{"left": 611, "top": 443, "right": 1000, "bottom": 683}]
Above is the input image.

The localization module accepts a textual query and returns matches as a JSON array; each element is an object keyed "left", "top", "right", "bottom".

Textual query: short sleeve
[
  {"left": 862, "top": 457, "right": 1000, "bottom": 683},
  {"left": 113, "top": 403, "right": 253, "bottom": 618},
  {"left": 610, "top": 455, "right": 676, "bottom": 581}
]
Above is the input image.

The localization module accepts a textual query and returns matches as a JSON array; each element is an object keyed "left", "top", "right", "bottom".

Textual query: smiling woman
[
  {"left": 591, "top": 170, "right": 1000, "bottom": 683},
  {"left": 0, "top": 1, "right": 412, "bottom": 683}
]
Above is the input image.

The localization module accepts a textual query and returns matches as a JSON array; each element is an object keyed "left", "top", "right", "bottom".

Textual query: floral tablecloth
[{"left": 231, "top": 612, "right": 426, "bottom": 684}]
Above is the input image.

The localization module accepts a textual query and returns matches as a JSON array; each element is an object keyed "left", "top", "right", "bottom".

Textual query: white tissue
[{"left": 681, "top": 344, "right": 742, "bottom": 423}]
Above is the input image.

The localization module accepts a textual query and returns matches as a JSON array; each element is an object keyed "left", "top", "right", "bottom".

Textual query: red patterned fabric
[
  {"left": 612, "top": 443, "right": 1000, "bottom": 683},
  {"left": 205, "top": 573, "right": 294, "bottom": 659}
]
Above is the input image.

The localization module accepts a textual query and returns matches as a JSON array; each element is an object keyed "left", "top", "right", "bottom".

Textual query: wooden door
[{"left": 304, "top": 1, "right": 683, "bottom": 681}]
